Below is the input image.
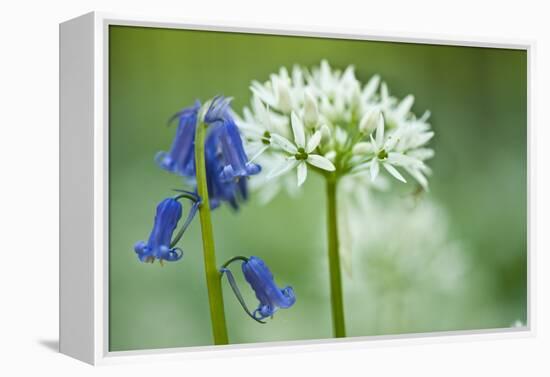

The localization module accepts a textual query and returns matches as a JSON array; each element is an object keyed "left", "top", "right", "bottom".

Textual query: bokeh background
[{"left": 108, "top": 26, "right": 527, "bottom": 351}]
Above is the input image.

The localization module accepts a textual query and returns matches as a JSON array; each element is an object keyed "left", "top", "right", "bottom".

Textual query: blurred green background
[{"left": 108, "top": 26, "right": 527, "bottom": 351}]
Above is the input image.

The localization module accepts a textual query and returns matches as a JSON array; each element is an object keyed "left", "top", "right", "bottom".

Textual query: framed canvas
[{"left": 59, "top": 11, "right": 533, "bottom": 365}]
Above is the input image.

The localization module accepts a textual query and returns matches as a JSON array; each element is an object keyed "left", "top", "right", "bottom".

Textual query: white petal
[
  {"left": 292, "top": 65, "right": 304, "bottom": 87},
  {"left": 307, "top": 154, "right": 336, "bottom": 171},
  {"left": 375, "top": 113, "right": 385, "bottom": 147},
  {"left": 275, "top": 79, "right": 293, "bottom": 113},
  {"left": 303, "top": 90, "right": 319, "bottom": 126},
  {"left": 297, "top": 162, "right": 308, "bottom": 186},
  {"left": 253, "top": 95, "right": 272, "bottom": 128},
  {"left": 306, "top": 131, "right": 322, "bottom": 153},
  {"left": 320, "top": 124, "right": 332, "bottom": 143},
  {"left": 290, "top": 112, "right": 306, "bottom": 148},
  {"left": 387, "top": 152, "right": 422, "bottom": 168},
  {"left": 320, "top": 60, "right": 332, "bottom": 90},
  {"left": 370, "top": 159, "right": 380, "bottom": 181},
  {"left": 270, "top": 133, "right": 298, "bottom": 154},
  {"left": 383, "top": 131, "right": 401, "bottom": 151},
  {"left": 342, "top": 65, "right": 356, "bottom": 83},
  {"left": 406, "top": 167, "right": 429, "bottom": 191},
  {"left": 248, "top": 145, "right": 269, "bottom": 163},
  {"left": 383, "top": 163, "right": 407, "bottom": 183},
  {"left": 407, "top": 148, "right": 435, "bottom": 161},
  {"left": 358, "top": 108, "right": 379, "bottom": 134},
  {"left": 362, "top": 74, "right": 380, "bottom": 101},
  {"left": 414, "top": 131, "right": 435, "bottom": 147},
  {"left": 395, "top": 95, "right": 414, "bottom": 119},
  {"left": 381, "top": 82, "right": 389, "bottom": 104},
  {"left": 335, "top": 126, "right": 349, "bottom": 146},
  {"left": 324, "top": 150, "right": 337, "bottom": 161},
  {"left": 250, "top": 82, "right": 276, "bottom": 108},
  {"left": 267, "top": 158, "right": 298, "bottom": 179},
  {"left": 420, "top": 110, "right": 431, "bottom": 122},
  {"left": 352, "top": 142, "right": 375, "bottom": 155}
]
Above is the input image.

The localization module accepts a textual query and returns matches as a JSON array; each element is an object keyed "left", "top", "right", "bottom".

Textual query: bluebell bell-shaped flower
[
  {"left": 134, "top": 198, "right": 184, "bottom": 263},
  {"left": 242, "top": 256, "right": 296, "bottom": 320},
  {"left": 155, "top": 101, "right": 200, "bottom": 177},
  {"left": 221, "top": 256, "right": 295, "bottom": 321},
  {"left": 207, "top": 115, "right": 261, "bottom": 182},
  {"left": 156, "top": 96, "right": 260, "bottom": 210},
  {"left": 204, "top": 140, "right": 244, "bottom": 210}
]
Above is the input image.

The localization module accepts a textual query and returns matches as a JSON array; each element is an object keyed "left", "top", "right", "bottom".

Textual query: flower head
[
  {"left": 155, "top": 101, "right": 200, "bottom": 177},
  {"left": 238, "top": 60, "right": 435, "bottom": 198},
  {"left": 134, "top": 198, "right": 184, "bottom": 263},
  {"left": 156, "top": 96, "right": 261, "bottom": 209},
  {"left": 242, "top": 256, "right": 296, "bottom": 320}
]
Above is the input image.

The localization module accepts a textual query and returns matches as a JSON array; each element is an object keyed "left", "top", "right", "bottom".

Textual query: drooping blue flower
[
  {"left": 241, "top": 256, "right": 296, "bottom": 320},
  {"left": 204, "top": 139, "right": 243, "bottom": 210},
  {"left": 220, "top": 256, "right": 296, "bottom": 322},
  {"left": 156, "top": 96, "right": 260, "bottom": 210},
  {"left": 155, "top": 101, "right": 200, "bottom": 177},
  {"left": 134, "top": 198, "right": 184, "bottom": 263},
  {"left": 207, "top": 115, "right": 261, "bottom": 182}
]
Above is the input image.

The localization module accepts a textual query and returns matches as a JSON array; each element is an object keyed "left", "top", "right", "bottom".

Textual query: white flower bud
[
  {"left": 303, "top": 90, "right": 319, "bottom": 127},
  {"left": 325, "top": 150, "right": 337, "bottom": 162},
  {"left": 358, "top": 109, "right": 380, "bottom": 134},
  {"left": 275, "top": 78, "right": 293, "bottom": 113},
  {"left": 334, "top": 127, "right": 348, "bottom": 147},
  {"left": 320, "top": 124, "right": 332, "bottom": 143}
]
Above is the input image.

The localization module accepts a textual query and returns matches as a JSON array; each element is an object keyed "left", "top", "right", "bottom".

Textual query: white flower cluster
[
  {"left": 235, "top": 60, "right": 435, "bottom": 201},
  {"left": 339, "top": 185, "right": 469, "bottom": 333}
]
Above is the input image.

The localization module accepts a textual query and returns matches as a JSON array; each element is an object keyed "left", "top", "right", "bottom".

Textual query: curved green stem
[
  {"left": 326, "top": 177, "right": 346, "bottom": 337},
  {"left": 194, "top": 120, "right": 229, "bottom": 345}
]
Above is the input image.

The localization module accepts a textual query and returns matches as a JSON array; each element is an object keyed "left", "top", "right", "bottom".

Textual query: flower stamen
[
  {"left": 295, "top": 147, "right": 309, "bottom": 161},
  {"left": 377, "top": 149, "right": 388, "bottom": 161}
]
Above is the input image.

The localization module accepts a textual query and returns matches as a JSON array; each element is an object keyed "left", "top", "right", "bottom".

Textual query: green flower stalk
[
  {"left": 194, "top": 116, "right": 229, "bottom": 345},
  {"left": 326, "top": 177, "right": 346, "bottom": 337}
]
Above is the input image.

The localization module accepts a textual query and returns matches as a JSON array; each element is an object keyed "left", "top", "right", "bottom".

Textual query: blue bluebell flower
[
  {"left": 156, "top": 96, "right": 260, "bottom": 210},
  {"left": 155, "top": 101, "right": 200, "bottom": 177},
  {"left": 134, "top": 198, "right": 184, "bottom": 263},
  {"left": 242, "top": 256, "right": 296, "bottom": 320},
  {"left": 220, "top": 256, "right": 295, "bottom": 321},
  {"left": 207, "top": 115, "right": 261, "bottom": 182}
]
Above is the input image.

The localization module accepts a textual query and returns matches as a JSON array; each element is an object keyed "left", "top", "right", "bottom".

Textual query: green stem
[
  {"left": 194, "top": 120, "right": 229, "bottom": 345},
  {"left": 326, "top": 177, "right": 346, "bottom": 337}
]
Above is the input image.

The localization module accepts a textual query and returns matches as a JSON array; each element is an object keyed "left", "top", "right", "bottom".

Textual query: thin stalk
[
  {"left": 326, "top": 177, "right": 346, "bottom": 337},
  {"left": 194, "top": 120, "right": 229, "bottom": 345}
]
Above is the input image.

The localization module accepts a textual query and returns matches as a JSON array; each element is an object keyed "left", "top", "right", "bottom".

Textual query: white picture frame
[{"left": 59, "top": 11, "right": 534, "bottom": 365}]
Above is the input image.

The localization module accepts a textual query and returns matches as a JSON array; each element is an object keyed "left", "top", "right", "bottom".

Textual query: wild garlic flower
[
  {"left": 268, "top": 112, "right": 335, "bottom": 186},
  {"left": 237, "top": 60, "right": 435, "bottom": 198}
]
